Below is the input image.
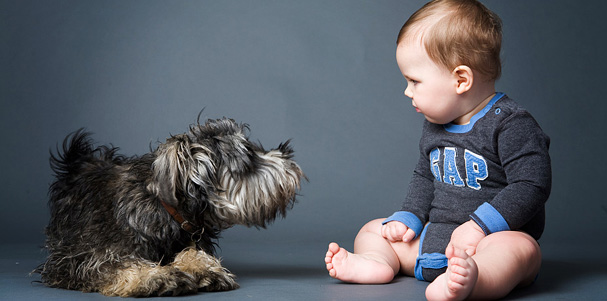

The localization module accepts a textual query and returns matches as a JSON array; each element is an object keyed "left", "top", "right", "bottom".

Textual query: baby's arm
[
  {"left": 384, "top": 132, "right": 436, "bottom": 244},
  {"left": 449, "top": 113, "right": 550, "bottom": 257},
  {"left": 469, "top": 112, "right": 551, "bottom": 239}
]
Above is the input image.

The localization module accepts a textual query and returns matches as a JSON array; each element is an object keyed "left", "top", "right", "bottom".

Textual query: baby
[{"left": 325, "top": 0, "right": 551, "bottom": 300}]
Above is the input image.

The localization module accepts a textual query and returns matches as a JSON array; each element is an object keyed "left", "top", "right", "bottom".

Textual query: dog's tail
[
  {"left": 49, "top": 129, "right": 123, "bottom": 196},
  {"left": 49, "top": 129, "right": 96, "bottom": 179}
]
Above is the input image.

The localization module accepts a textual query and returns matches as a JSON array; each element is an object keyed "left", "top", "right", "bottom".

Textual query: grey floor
[{"left": 1, "top": 240, "right": 606, "bottom": 300}]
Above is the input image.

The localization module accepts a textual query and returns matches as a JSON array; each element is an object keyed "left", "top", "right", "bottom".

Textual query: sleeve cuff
[
  {"left": 469, "top": 202, "right": 510, "bottom": 235},
  {"left": 382, "top": 211, "right": 424, "bottom": 238}
]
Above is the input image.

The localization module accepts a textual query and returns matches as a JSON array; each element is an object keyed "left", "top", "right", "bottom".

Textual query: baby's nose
[{"left": 404, "top": 87, "right": 413, "bottom": 99}]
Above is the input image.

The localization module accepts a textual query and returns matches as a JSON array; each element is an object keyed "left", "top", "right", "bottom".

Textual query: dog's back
[
  {"left": 41, "top": 130, "right": 159, "bottom": 291},
  {"left": 47, "top": 129, "right": 130, "bottom": 240}
]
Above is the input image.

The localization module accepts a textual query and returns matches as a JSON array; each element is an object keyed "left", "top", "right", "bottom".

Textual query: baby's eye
[{"left": 406, "top": 77, "right": 419, "bottom": 85}]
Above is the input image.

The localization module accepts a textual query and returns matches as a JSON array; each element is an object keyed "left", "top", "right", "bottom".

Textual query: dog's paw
[
  {"left": 172, "top": 248, "right": 239, "bottom": 292},
  {"left": 198, "top": 267, "right": 239, "bottom": 292},
  {"left": 153, "top": 269, "right": 199, "bottom": 297},
  {"left": 101, "top": 264, "right": 199, "bottom": 297}
]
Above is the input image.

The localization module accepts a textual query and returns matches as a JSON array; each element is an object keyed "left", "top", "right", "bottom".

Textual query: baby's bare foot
[
  {"left": 325, "top": 242, "right": 394, "bottom": 284},
  {"left": 426, "top": 246, "right": 478, "bottom": 301}
]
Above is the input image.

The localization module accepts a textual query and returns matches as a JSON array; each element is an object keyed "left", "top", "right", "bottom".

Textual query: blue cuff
[
  {"left": 414, "top": 252, "right": 448, "bottom": 281},
  {"left": 382, "top": 211, "right": 423, "bottom": 238},
  {"left": 470, "top": 202, "right": 510, "bottom": 235}
]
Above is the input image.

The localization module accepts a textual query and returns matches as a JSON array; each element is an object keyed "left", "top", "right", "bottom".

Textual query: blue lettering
[
  {"left": 430, "top": 148, "right": 441, "bottom": 182},
  {"left": 442, "top": 147, "right": 465, "bottom": 187},
  {"left": 465, "top": 150, "right": 488, "bottom": 190}
]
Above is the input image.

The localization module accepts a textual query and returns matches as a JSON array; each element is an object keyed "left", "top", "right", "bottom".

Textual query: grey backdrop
[{"left": 2, "top": 0, "right": 606, "bottom": 254}]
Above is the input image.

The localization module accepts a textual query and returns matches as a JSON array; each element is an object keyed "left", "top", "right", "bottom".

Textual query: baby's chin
[{"left": 423, "top": 116, "right": 450, "bottom": 125}]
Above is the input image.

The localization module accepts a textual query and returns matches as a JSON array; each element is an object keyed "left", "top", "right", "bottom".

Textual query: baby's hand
[
  {"left": 381, "top": 221, "right": 416, "bottom": 243},
  {"left": 448, "top": 220, "right": 486, "bottom": 256}
]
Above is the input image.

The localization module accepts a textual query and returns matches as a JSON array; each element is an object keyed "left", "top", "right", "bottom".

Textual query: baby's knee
[
  {"left": 358, "top": 218, "right": 386, "bottom": 235},
  {"left": 480, "top": 231, "right": 541, "bottom": 261},
  {"left": 517, "top": 233, "right": 541, "bottom": 258}
]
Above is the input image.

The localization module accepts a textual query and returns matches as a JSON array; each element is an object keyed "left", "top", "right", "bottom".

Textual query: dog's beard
[{"left": 209, "top": 148, "right": 302, "bottom": 228}]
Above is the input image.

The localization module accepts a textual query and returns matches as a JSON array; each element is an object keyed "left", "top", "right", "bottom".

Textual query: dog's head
[{"left": 149, "top": 117, "right": 304, "bottom": 229}]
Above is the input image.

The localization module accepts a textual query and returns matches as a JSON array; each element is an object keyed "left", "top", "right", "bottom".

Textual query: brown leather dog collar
[{"left": 160, "top": 200, "right": 202, "bottom": 236}]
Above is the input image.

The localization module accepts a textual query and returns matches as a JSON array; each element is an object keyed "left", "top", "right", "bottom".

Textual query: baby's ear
[{"left": 453, "top": 65, "right": 473, "bottom": 94}]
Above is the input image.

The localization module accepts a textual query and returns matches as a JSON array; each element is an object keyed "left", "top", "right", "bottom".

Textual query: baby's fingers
[
  {"left": 381, "top": 224, "right": 398, "bottom": 242},
  {"left": 381, "top": 224, "right": 388, "bottom": 239},
  {"left": 381, "top": 224, "right": 396, "bottom": 241},
  {"left": 384, "top": 226, "right": 397, "bottom": 242},
  {"left": 402, "top": 228, "right": 416, "bottom": 243}
]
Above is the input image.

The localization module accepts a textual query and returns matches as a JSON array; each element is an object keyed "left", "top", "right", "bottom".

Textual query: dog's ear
[
  {"left": 186, "top": 143, "right": 217, "bottom": 199},
  {"left": 150, "top": 135, "right": 217, "bottom": 206},
  {"left": 149, "top": 137, "right": 186, "bottom": 206}
]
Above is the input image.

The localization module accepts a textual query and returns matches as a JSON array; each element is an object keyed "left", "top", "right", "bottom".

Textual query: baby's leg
[
  {"left": 426, "top": 231, "right": 541, "bottom": 301},
  {"left": 325, "top": 218, "right": 418, "bottom": 284},
  {"left": 469, "top": 231, "right": 541, "bottom": 299}
]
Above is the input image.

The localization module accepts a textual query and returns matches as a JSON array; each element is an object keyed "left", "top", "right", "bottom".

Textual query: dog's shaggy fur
[{"left": 35, "top": 117, "right": 304, "bottom": 297}]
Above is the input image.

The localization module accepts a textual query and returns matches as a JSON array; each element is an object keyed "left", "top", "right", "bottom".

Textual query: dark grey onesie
[{"left": 384, "top": 93, "right": 551, "bottom": 281}]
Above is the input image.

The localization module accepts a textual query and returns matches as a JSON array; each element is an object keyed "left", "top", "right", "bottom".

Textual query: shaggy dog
[{"left": 35, "top": 117, "right": 304, "bottom": 297}]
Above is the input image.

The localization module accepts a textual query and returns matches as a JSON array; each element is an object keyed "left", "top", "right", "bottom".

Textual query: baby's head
[{"left": 397, "top": 0, "right": 502, "bottom": 82}]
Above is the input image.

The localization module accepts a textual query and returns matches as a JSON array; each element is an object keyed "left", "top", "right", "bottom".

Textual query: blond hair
[{"left": 397, "top": 0, "right": 502, "bottom": 81}]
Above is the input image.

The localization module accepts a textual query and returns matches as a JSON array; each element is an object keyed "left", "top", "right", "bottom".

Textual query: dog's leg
[
  {"left": 99, "top": 260, "right": 199, "bottom": 297},
  {"left": 171, "top": 248, "right": 239, "bottom": 291}
]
